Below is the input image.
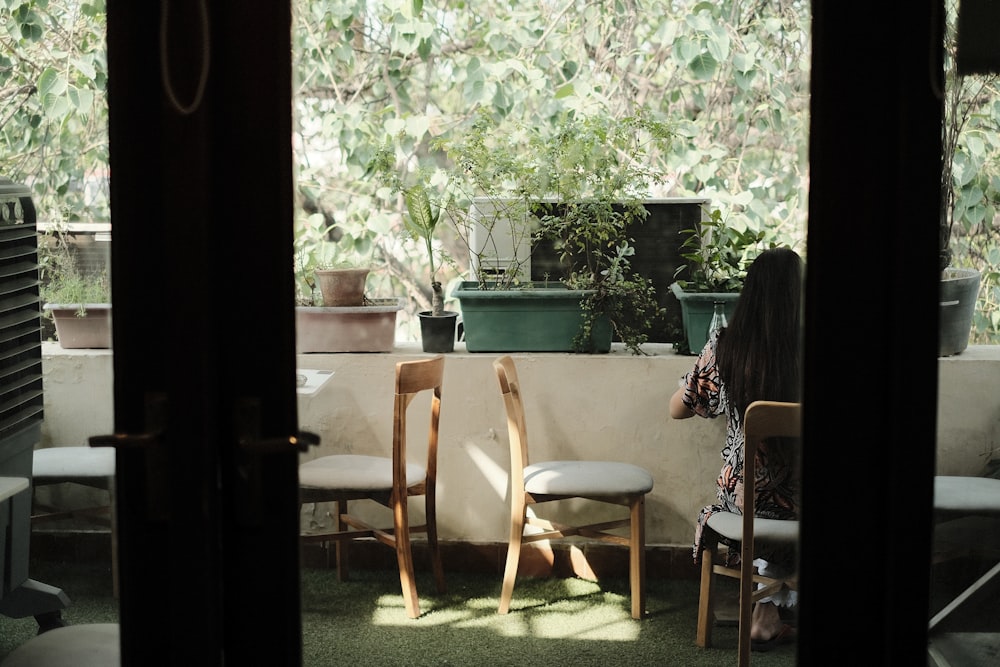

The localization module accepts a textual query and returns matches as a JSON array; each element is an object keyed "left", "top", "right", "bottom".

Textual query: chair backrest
[
  {"left": 740, "top": 400, "right": 802, "bottom": 564},
  {"left": 493, "top": 355, "right": 530, "bottom": 478},
  {"left": 394, "top": 355, "right": 445, "bottom": 480}
]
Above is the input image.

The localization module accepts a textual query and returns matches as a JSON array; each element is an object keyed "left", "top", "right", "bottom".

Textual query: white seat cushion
[
  {"left": 1, "top": 623, "right": 119, "bottom": 667},
  {"left": 522, "top": 461, "right": 653, "bottom": 496},
  {"left": 299, "top": 454, "right": 426, "bottom": 491},
  {"left": 705, "top": 511, "right": 799, "bottom": 544},
  {"left": 0, "top": 477, "right": 29, "bottom": 502},
  {"left": 934, "top": 476, "right": 1000, "bottom": 514},
  {"left": 32, "top": 447, "right": 115, "bottom": 484}
]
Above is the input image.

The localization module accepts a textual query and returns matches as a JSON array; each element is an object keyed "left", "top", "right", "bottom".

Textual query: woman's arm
[{"left": 669, "top": 385, "right": 694, "bottom": 419}]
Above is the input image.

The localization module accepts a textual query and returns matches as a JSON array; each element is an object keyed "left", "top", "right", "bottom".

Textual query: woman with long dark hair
[{"left": 669, "top": 246, "right": 803, "bottom": 650}]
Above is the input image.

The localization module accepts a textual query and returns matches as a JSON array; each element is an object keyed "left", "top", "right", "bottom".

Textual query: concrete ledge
[{"left": 39, "top": 342, "right": 1000, "bottom": 549}]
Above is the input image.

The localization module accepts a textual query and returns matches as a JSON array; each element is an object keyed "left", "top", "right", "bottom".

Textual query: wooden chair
[
  {"left": 695, "top": 400, "right": 801, "bottom": 667},
  {"left": 492, "top": 355, "right": 654, "bottom": 620},
  {"left": 298, "top": 355, "right": 446, "bottom": 619}
]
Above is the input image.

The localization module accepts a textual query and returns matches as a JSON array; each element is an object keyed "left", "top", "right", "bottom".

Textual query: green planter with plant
[
  {"left": 418, "top": 109, "right": 672, "bottom": 354},
  {"left": 669, "top": 208, "right": 775, "bottom": 355}
]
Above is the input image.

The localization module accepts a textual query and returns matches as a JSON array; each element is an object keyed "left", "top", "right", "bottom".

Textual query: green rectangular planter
[
  {"left": 669, "top": 283, "right": 739, "bottom": 355},
  {"left": 452, "top": 281, "right": 612, "bottom": 353}
]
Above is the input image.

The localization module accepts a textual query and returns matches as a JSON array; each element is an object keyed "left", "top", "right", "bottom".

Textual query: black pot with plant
[
  {"left": 403, "top": 181, "right": 459, "bottom": 353},
  {"left": 372, "top": 146, "right": 460, "bottom": 353}
]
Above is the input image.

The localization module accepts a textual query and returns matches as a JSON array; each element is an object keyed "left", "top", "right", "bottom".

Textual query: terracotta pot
[
  {"left": 44, "top": 304, "right": 113, "bottom": 349},
  {"left": 314, "top": 268, "right": 370, "bottom": 306},
  {"left": 295, "top": 298, "right": 402, "bottom": 353}
]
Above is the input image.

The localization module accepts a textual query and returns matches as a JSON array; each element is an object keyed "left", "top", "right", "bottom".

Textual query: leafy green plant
[
  {"left": 370, "top": 147, "right": 456, "bottom": 317},
  {"left": 671, "top": 208, "right": 773, "bottom": 293},
  {"left": 38, "top": 230, "right": 110, "bottom": 317},
  {"left": 293, "top": 216, "right": 377, "bottom": 306},
  {"left": 402, "top": 181, "right": 448, "bottom": 316},
  {"left": 941, "top": 0, "right": 1000, "bottom": 273},
  {"left": 433, "top": 109, "right": 673, "bottom": 354}
]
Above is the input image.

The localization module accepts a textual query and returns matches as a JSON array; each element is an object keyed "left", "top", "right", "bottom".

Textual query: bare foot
[{"left": 749, "top": 601, "right": 785, "bottom": 641}]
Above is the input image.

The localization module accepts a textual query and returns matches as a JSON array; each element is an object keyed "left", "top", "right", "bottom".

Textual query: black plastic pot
[{"left": 418, "top": 311, "right": 459, "bottom": 353}]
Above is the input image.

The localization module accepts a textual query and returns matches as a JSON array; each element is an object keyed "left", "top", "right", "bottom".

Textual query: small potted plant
[
  {"left": 39, "top": 229, "right": 112, "bottom": 349},
  {"left": 937, "top": 0, "right": 996, "bottom": 356},
  {"left": 371, "top": 148, "right": 461, "bottom": 353},
  {"left": 401, "top": 181, "right": 460, "bottom": 353},
  {"left": 292, "top": 217, "right": 402, "bottom": 353}
]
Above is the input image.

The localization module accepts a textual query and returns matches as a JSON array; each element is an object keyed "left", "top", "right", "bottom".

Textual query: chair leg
[
  {"left": 696, "top": 539, "right": 717, "bottom": 648},
  {"left": 425, "top": 493, "right": 446, "bottom": 594},
  {"left": 335, "top": 500, "right": 349, "bottom": 582},
  {"left": 737, "top": 554, "right": 755, "bottom": 667},
  {"left": 498, "top": 495, "right": 527, "bottom": 614},
  {"left": 109, "top": 480, "right": 119, "bottom": 599},
  {"left": 629, "top": 495, "right": 646, "bottom": 620},
  {"left": 392, "top": 496, "right": 420, "bottom": 619}
]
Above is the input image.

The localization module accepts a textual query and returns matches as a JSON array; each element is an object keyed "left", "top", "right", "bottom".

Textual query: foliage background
[{"left": 2, "top": 0, "right": 998, "bottom": 342}]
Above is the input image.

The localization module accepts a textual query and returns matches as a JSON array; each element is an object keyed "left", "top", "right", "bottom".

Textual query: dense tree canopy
[{"left": 3, "top": 0, "right": 999, "bottom": 340}]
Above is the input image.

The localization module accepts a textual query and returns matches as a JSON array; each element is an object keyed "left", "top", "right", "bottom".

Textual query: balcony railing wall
[{"left": 40, "top": 342, "right": 1000, "bottom": 549}]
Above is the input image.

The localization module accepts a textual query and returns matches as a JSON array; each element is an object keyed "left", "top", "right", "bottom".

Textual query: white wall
[{"left": 40, "top": 342, "right": 1000, "bottom": 547}]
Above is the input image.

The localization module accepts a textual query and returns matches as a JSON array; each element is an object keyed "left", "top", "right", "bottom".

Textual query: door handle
[
  {"left": 234, "top": 397, "right": 319, "bottom": 526},
  {"left": 89, "top": 392, "right": 170, "bottom": 520}
]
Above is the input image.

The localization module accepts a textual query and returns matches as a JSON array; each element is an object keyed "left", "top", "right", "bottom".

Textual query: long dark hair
[{"left": 715, "top": 247, "right": 803, "bottom": 418}]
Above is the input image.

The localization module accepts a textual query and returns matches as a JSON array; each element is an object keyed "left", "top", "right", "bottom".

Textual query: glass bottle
[{"left": 709, "top": 300, "right": 728, "bottom": 334}]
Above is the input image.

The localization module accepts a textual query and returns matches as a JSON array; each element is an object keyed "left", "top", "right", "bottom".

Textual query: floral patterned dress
[{"left": 680, "top": 329, "right": 799, "bottom": 566}]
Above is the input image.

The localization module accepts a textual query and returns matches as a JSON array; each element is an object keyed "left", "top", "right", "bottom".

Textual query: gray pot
[{"left": 940, "top": 268, "right": 980, "bottom": 357}]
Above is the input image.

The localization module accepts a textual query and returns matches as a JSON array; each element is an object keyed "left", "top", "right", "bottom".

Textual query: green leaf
[
  {"left": 37, "top": 68, "right": 66, "bottom": 98},
  {"left": 404, "top": 183, "right": 438, "bottom": 239},
  {"left": 554, "top": 84, "right": 574, "bottom": 99}
]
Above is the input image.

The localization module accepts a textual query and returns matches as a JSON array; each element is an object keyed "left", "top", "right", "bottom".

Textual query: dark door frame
[
  {"left": 106, "top": 1, "right": 302, "bottom": 663},
  {"left": 103, "top": 1, "right": 942, "bottom": 664}
]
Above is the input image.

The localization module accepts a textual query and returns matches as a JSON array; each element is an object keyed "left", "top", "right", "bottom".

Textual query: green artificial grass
[{"left": 2, "top": 559, "right": 798, "bottom": 666}]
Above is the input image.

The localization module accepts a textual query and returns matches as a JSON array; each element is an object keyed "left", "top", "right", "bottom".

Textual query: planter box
[
  {"left": 469, "top": 197, "right": 709, "bottom": 343},
  {"left": 44, "top": 304, "right": 112, "bottom": 349},
  {"left": 452, "top": 282, "right": 611, "bottom": 353},
  {"left": 669, "top": 284, "right": 739, "bottom": 355},
  {"left": 295, "top": 298, "right": 402, "bottom": 353}
]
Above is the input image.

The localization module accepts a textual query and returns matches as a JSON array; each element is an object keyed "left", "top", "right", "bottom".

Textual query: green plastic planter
[
  {"left": 669, "top": 283, "right": 740, "bottom": 355},
  {"left": 452, "top": 281, "right": 612, "bottom": 353}
]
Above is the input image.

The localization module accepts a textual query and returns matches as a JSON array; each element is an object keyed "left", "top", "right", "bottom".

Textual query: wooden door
[{"left": 105, "top": 2, "right": 303, "bottom": 663}]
